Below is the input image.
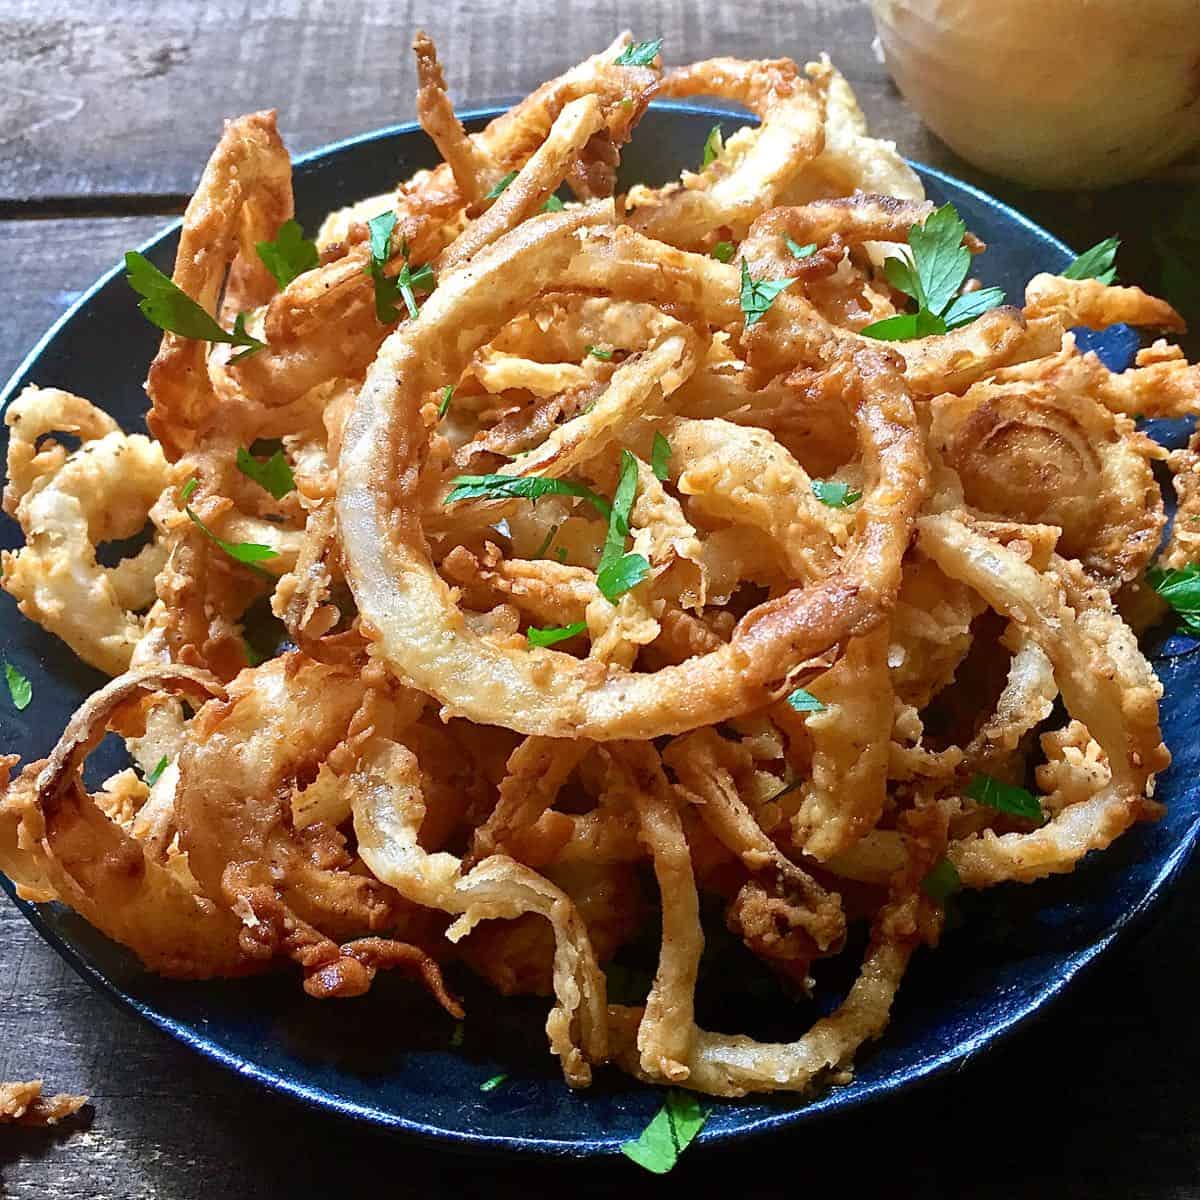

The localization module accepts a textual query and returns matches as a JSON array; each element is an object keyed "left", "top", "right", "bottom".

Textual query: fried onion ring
[{"left": 338, "top": 212, "right": 926, "bottom": 739}]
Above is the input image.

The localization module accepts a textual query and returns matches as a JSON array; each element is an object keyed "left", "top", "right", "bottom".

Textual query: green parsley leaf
[
  {"left": 600, "top": 451, "right": 639, "bottom": 558},
  {"left": 484, "top": 170, "right": 518, "bottom": 201},
  {"left": 179, "top": 477, "right": 278, "bottom": 569},
  {"left": 396, "top": 258, "right": 434, "bottom": 321},
  {"left": 942, "top": 287, "right": 1007, "bottom": 330},
  {"left": 438, "top": 385, "right": 455, "bottom": 419},
  {"left": 909, "top": 203, "right": 972, "bottom": 315},
  {"left": 554, "top": 546, "right": 568, "bottom": 562},
  {"left": 587, "top": 345, "right": 614, "bottom": 361},
  {"left": 871, "top": 203, "right": 1004, "bottom": 341},
  {"left": 739, "top": 259, "right": 795, "bottom": 327},
  {"left": 597, "top": 552, "right": 650, "bottom": 602},
  {"left": 651, "top": 431, "right": 671, "bottom": 482},
  {"left": 236, "top": 446, "right": 294, "bottom": 500},
  {"left": 527, "top": 621, "right": 588, "bottom": 648},
  {"left": 145, "top": 756, "right": 169, "bottom": 787},
  {"left": 1147, "top": 562, "right": 1200, "bottom": 636},
  {"left": 367, "top": 210, "right": 396, "bottom": 262},
  {"left": 921, "top": 857, "right": 961, "bottom": 902},
  {"left": 593, "top": 450, "right": 652, "bottom": 602},
  {"left": 598, "top": 452, "right": 635, "bottom": 555},
  {"left": 785, "top": 237, "right": 817, "bottom": 260},
  {"left": 363, "top": 213, "right": 435, "bottom": 323},
  {"left": 811, "top": 479, "right": 862, "bottom": 508},
  {"left": 701, "top": 124, "right": 723, "bottom": 168},
  {"left": 243, "top": 638, "right": 267, "bottom": 667},
  {"left": 364, "top": 211, "right": 401, "bottom": 322},
  {"left": 785, "top": 687, "right": 825, "bottom": 713},
  {"left": 531, "top": 524, "right": 560, "bottom": 559},
  {"left": 255, "top": 219, "right": 319, "bottom": 290},
  {"left": 542, "top": 194, "right": 566, "bottom": 213},
  {"left": 966, "top": 773, "right": 1044, "bottom": 822},
  {"left": 228, "top": 313, "right": 266, "bottom": 363},
  {"left": 1063, "top": 236, "right": 1120, "bottom": 285},
  {"left": 883, "top": 254, "right": 921, "bottom": 301},
  {"left": 479, "top": 1074, "right": 507, "bottom": 1092},
  {"left": 4, "top": 662, "right": 32, "bottom": 711},
  {"left": 859, "top": 307, "right": 947, "bottom": 342},
  {"left": 444, "top": 474, "right": 612, "bottom": 519},
  {"left": 621, "top": 1089, "right": 709, "bottom": 1174},
  {"left": 125, "top": 251, "right": 265, "bottom": 357},
  {"left": 450, "top": 1022, "right": 465, "bottom": 1049},
  {"left": 614, "top": 38, "right": 662, "bottom": 67},
  {"left": 711, "top": 241, "right": 735, "bottom": 263}
]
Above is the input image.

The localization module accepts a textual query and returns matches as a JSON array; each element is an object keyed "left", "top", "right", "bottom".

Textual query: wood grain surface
[{"left": 1, "top": 2, "right": 1198, "bottom": 1196}]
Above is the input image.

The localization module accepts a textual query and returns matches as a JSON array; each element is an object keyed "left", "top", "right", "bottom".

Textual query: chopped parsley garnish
[
  {"left": 542, "top": 194, "right": 566, "bottom": 212},
  {"left": 596, "top": 449, "right": 650, "bottom": 603},
  {"left": 179, "top": 477, "right": 278, "bottom": 570},
  {"left": 597, "top": 552, "right": 650, "bottom": 601},
  {"left": 484, "top": 170, "right": 518, "bottom": 201},
  {"left": 739, "top": 259, "right": 796, "bottom": 327},
  {"left": 785, "top": 687, "right": 825, "bottom": 713},
  {"left": 236, "top": 446, "right": 294, "bottom": 500},
  {"left": 701, "top": 124, "right": 723, "bottom": 168},
  {"left": 966, "top": 773, "right": 1044, "bottom": 822},
  {"left": 145, "top": 756, "right": 169, "bottom": 787},
  {"left": 527, "top": 621, "right": 588, "bottom": 647},
  {"left": 860, "top": 308, "right": 948, "bottom": 341},
  {"left": 921, "top": 857, "right": 962, "bottom": 902},
  {"left": 614, "top": 38, "right": 662, "bottom": 67},
  {"left": 785, "top": 236, "right": 817, "bottom": 260},
  {"left": 125, "top": 251, "right": 265, "bottom": 362},
  {"left": 1063, "top": 236, "right": 1120, "bottom": 285},
  {"left": 4, "top": 662, "right": 31, "bottom": 712},
  {"left": 861, "top": 203, "right": 1005, "bottom": 342},
  {"left": 255, "top": 219, "right": 319, "bottom": 290},
  {"left": 531, "top": 524, "right": 560, "bottom": 559},
  {"left": 651, "top": 431, "right": 671, "bottom": 482},
  {"left": 445, "top": 463, "right": 647, "bottom": 603},
  {"left": 243, "top": 638, "right": 267, "bottom": 667},
  {"left": 479, "top": 1073, "right": 508, "bottom": 1092},
  {"left": 363, "top": 212, "right": 434, "bottom": 323},
  {"left": 811, "top": 479, "right": 862, "bottom": 508},
  {"left": 438, "top": 385, "right": 455, "bottom": 419},
  {"left": 711, "top": 241, "right": 735, "bottom": 263},
  {"left": 1147, "top": 562, "right": 1200, "bottom": 636},
  {"left": 620, "top": 1089, "right": 709, "bottom": 1174},
  {"left": 587, "top": 345, "right": 614, "bottom": 361},
  {"left": 444, "top": 474, "right": 611, "bottom": 519}
]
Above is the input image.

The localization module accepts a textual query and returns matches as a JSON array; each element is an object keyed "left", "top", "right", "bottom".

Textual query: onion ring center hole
[{"left": 95, "top": 521, "right": 156, "bottom": 570}]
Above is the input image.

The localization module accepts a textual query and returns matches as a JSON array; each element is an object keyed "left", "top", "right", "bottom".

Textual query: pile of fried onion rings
[{"left": 2, "top": 32, "right": 1194, "bottom": 1100}]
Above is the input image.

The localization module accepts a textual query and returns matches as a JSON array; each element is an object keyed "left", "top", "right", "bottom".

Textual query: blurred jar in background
[{"left": 869, "top": 0, "right": 1200, "bottom": 188}]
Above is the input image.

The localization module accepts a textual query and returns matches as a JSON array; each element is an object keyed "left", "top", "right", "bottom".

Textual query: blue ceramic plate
[{"left": 2, "top": 103, "right": 1198, "bottom": 1158}]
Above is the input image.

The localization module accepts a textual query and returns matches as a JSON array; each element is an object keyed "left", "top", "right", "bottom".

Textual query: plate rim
[{"left": 3, "top": 100, "right": 1193, "bottom": 1159}]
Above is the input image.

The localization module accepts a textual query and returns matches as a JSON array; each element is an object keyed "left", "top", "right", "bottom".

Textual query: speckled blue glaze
[{"left": 1, "top": 104, "right": 1196, "bottom": 1159}]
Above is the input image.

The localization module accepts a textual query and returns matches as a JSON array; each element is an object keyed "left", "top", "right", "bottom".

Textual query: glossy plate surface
[{"left": 2, "top": 103, "right": 1197, "bottom": 1157}]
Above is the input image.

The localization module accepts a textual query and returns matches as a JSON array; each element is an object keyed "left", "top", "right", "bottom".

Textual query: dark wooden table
[{"left": 2, "top": 2, "right": 1198, "bottom": 1196}]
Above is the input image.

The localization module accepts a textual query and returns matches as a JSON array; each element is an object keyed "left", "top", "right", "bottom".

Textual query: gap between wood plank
[{"left": 0, "top": 194, "right": 187, "bottom": 220}]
